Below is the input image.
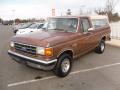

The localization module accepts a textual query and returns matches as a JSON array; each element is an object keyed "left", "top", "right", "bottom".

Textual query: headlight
[
  {"left": 36, "top": 47, "right": 53, "bottom": 57},
  {"left": 36, "top": 47, "right": 45, "bottom": 55},
  {"left": 10, "top": 42, "right": 14, "bottom": 47}
]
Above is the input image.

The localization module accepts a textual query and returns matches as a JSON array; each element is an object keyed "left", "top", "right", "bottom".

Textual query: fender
[{"left": 57, "top": 47, "right": 74, "bottom": 58}]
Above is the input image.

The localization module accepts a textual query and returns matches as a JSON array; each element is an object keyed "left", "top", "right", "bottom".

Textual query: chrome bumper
[{"left": 8, "top": 50, "right": 57, "bottom": 70}]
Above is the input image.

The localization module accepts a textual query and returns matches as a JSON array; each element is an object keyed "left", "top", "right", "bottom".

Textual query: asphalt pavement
[{"left": 0, "top": 25, "right": 120, "bottom": 90}]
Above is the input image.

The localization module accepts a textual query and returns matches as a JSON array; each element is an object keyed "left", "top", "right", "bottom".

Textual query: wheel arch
[
  {"left": 57, "top": 49, "right": 74, "bottom": 59},
  {"left": 101, "top": 36, "right": 106, "bottom": 41}
]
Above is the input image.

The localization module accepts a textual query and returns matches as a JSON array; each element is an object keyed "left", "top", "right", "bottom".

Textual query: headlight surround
[
  {"left": 36, "top": 47, "right": 53, "bottom": 57},
  {"left": 10, "top": 42, "right": 14, "bottom": 47}
]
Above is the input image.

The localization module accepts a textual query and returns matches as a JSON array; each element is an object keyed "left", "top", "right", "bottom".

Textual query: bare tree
[
  {"left": 94, "top": 0, "right": 120, "bottom": 21},
  {"left": 95, "top": 0, "right": 119, "bottom": 14},
  {"left": 105, "top": 0, "right": 119, "bottom": 13},
  {"left": 94, "top": 8, "right": 107, "bottom": 15}
]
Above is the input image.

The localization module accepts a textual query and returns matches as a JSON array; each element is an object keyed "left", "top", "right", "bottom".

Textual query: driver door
[{"left": 78, "top": 18, "right": 94, "bottom": 53}]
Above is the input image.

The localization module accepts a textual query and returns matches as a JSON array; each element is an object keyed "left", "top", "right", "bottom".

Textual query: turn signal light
[{"left": 45, "top": 48, "right": 53, "bottom": 57}]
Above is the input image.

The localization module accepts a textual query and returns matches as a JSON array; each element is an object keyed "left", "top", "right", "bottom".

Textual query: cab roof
[{"left": 49, "top": 15, "right": 108, "bottom": 19}]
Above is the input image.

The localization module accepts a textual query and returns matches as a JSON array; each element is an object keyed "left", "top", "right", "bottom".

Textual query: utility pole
[
  {"left": 12, "top": 9, "right": 15, "bottom": 25},
  {"left": 79, "top": 5, "right": 85, "bottom": 15},
  {"left": 52, "top": 9, "right": 55, "bottom": 16}
]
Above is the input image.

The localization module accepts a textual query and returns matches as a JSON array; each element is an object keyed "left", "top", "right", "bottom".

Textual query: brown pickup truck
[{"left": 8, "top": 15, "right": 111, "bottom": 77}]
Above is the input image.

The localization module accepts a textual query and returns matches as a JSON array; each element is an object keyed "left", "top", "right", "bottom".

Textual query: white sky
[{"left": 0, "top": 0, "right": 120, "bottom": 20}]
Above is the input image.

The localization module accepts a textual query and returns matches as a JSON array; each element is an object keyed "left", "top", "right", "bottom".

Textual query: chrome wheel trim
[
  {"left": 61, "top": 58, "right": 70, "bottom": 73},
  {"left": 101, "top": 42, "right": 105, "bottom": 51}
]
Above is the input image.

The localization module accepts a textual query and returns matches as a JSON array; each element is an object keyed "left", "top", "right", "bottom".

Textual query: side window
[
  {"left": 92, "top": 19, "right": 109, "bottom": 29},
  {"left": 62, "top": 18, "right": 78, "bottom": 32},
  {"left": 81, "top": 18, "right": 90, "bottom": 32},
  {"left": 38, "top": 24, "right": 44, "bottom": 29}
]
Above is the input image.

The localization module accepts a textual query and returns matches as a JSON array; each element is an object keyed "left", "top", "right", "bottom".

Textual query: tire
[
  {"left": 14, "top": 30, "right": 18, "bottom": 34},
  {"left": 95, "top": 39, "right": 105, "bottom": 54},
  {"left": 53, "top": 54, "right": 72, "bottom": 77}
]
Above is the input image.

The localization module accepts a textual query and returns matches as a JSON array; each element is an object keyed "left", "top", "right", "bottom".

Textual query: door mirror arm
[{"left": 88, "top": 28, "right": 94, "bottom": 31}]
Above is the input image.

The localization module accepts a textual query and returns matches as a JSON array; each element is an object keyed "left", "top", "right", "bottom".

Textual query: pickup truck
[{"left": 8, "top": 15, "right": 111, "bottom": 77}]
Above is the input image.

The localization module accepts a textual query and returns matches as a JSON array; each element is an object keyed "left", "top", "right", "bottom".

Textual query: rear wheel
[
  {"left": 53, "top": 54, "right": 72, "bottom": 77},
  {"left": 95, "top": 39, "right": 105, "bottom": 54}
]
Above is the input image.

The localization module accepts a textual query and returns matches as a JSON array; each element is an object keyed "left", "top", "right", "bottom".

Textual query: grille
[{"left": 14, "top": 43, "right": 36, "bottom": 54}]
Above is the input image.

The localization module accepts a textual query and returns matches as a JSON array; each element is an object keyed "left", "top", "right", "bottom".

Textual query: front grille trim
[{"left": 14, "top": 42, "right": 37, "bottom": 54}]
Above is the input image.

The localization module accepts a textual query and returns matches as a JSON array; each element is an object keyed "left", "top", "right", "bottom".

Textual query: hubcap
[
  {"left": 101, "top": 42, "right": 105, "bottom": 51},
  {"left": 61, "top": 58, "right": 70, "bottom": 73}
]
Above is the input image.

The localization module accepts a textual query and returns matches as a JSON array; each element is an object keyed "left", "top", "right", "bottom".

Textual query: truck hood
[{"left": 12, "top": 31, "right": 75, "bottom": 47}]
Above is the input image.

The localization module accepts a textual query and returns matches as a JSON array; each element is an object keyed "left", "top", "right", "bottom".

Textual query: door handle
[{"left": 83, "top": 32, "right": 93, "bottom": 39}]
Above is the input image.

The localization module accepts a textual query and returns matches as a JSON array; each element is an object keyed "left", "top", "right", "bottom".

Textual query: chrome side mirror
[{"left": 88, "top": 28, "right": 94, "bottom": 31}]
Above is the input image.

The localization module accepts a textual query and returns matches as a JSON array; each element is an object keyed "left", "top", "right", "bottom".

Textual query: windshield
[
  {"left": 20, "top": 23, "right": 32, "bottom": 29},
  {"left": 28, "top": 23, "right": 38, "bottom": 29},
  {"left": 42, "top": 18, "right": 78, "bottom": 32}
]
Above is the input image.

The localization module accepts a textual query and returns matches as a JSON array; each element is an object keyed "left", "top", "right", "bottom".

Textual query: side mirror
[{"left": 88, "top": 28, "right": 94, "bottom": 31}]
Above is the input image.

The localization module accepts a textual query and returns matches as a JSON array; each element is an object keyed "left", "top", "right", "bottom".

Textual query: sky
[{"left": 0, "top": 0, "right": 120, "bottom": 20}]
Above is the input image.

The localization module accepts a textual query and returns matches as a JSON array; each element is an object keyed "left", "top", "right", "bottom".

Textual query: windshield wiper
[
  {"left": 49, "top": 28, "right": 66, "bottom": 31},
  {"left": 42, "top": 27, "right": 46, "bottom": 30},
  {"left": 42, "top": 28, "right": 67, "bottom": 32}
]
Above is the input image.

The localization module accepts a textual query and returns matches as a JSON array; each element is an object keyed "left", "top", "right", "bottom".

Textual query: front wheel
[
  {"left": 53, "top": 54, "right": 72, "bottom": 77},
  {"left": 95, "top": 39, "right": 105, "bottom": 54}
]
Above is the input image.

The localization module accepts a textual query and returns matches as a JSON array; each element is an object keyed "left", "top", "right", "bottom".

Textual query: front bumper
[{"left": 8, "top": 50, "right": 57, "bottom": 70}]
